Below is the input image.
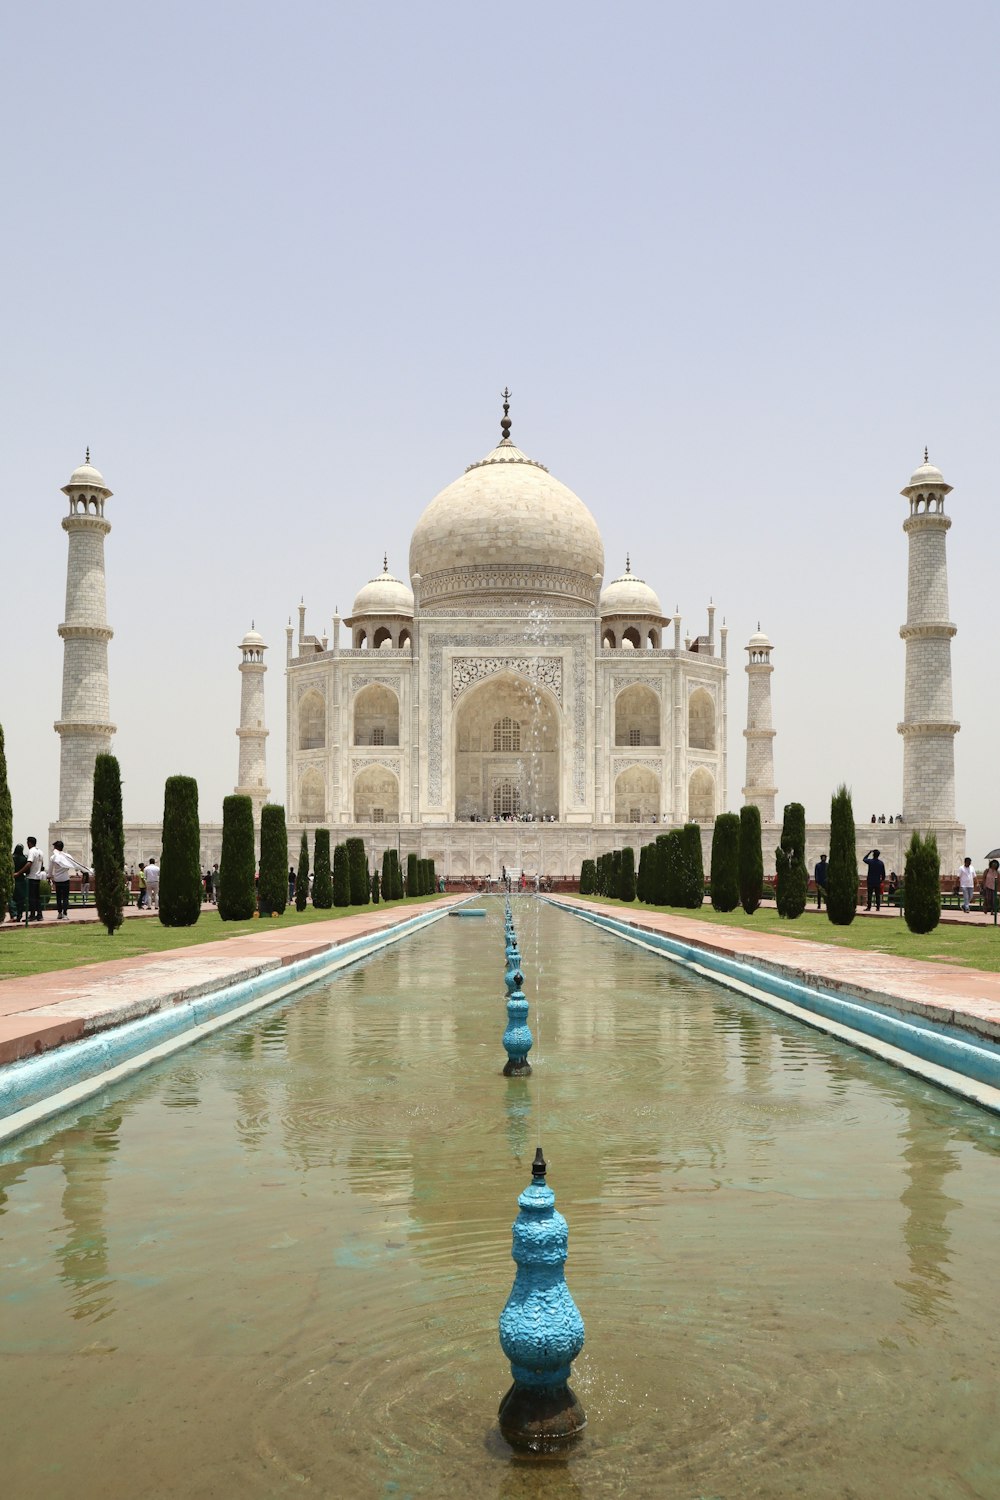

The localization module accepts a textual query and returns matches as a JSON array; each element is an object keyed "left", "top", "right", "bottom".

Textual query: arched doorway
[
  {"left": 614, "top": 766, "right": 660, "bottom": 823},
  {"left": 453, "top": 674, "right": 560, "bottom": 821},
  {"left": 688, "top": 688, "right": 715, "bottom": 750},
  {"left": 614, "top": 684, "right": 660, "bottom": 746},
  {"left": 353, "top": 764, "right": 400, "bottom": 822},
  {"left": 688, "top": 767, "right": 715, "bottom": 820},
  {"left": 353, "top": 684, "right": 400, "bottom": 746}
]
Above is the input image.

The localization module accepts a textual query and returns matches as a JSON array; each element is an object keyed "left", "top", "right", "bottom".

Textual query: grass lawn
[
  {"left": 0, "top": 896, "right": 446, "bottom": 981},
  {"left": 576, "top": 896, "right": 1000, "bottom": 973}
]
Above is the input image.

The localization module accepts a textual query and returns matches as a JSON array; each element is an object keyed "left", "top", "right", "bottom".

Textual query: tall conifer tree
[
  {"left": 312, "top": 829, "right": 333, "bottom": 909},
  {"left": 159, "top": 775, "right": 201, "bottom": 927},
  {"left": 218, "top": 795, "right": 255, "bottom": 920},
  {"left": 0, "top": 723, "right": 13, "bottom": 922},
  {"left": 295, "top": 830, "right": 310, "bottom": 911},
  {"left": 738, "top": 804, "right": 764, "bottom": 915},
  {"left": 826, "top": 785, "right": 858, "bottom": 926},
  {"left": 91, "top": 752, "right": 126, "bottom": 935}
]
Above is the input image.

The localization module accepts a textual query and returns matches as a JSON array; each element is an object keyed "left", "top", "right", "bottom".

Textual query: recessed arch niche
[
  {"left": 614, "top": 765, "right": 660, "bottom": 823},
  {"left": 453, "top": 674, "right": 560, "bottom": 821},
  {"left": 688, "top": 688, "right": 715, "bottom": 751},
  {"left": 614, "top": 684, "right": 660, "bottom": 747},
  {"left": 688, "top": 767, "right": 715, "bottom": 820},
  {"left": 354, "top": 684, "right": 400, "bottom": 746},
  {"left": 353, "top": 764, "right": 399, "bottom": 822}
]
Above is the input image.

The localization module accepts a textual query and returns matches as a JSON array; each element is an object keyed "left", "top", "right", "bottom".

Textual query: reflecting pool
[{"left": 1, "top": 900, "right": 999, "bottom": 1499}]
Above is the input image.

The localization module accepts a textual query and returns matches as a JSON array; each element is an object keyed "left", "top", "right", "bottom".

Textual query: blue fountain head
[
  {"left": 502, "top": 979, "right": 533, "bottom": 1075},
  {"left": 499, "top": 1148, "right": 584, "bottom": 1388}
]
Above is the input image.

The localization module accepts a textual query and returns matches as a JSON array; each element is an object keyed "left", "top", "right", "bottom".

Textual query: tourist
[
  {"left": 9, "top": 843, "right": 28, "bottom": 922},
  {"left": 887, "top": 871, "right": 899, "bottom": 904},
  {"left": 957, "top": 857, "right": 976, "bottom": 914},
  {"left": 982, "top": 860, "right": 999, "bottom": 916},
  {"left": 80, "top": 865, "right": 91, "bottom": 905},
  {"left": 288, "top": 866, "right": 296, "bottom": 902},
  {"left": 813, "top": 853, "right": 828, "bottom": 911},
  {"left": 863, "top": 848, "right": 885, "bottom": 911},
  {"left": 204, "top": 867, "right": 215, "bottom": 903},
  {"left": 145, "top": 857, "right": 160, "bottom": 909},
  {"left": 25, "top": 836, "right": 44, "bottom": 921},
  {"left": 48, "top": 840, "right": 76, "bottom": 920},
  {"left": 137, "top": 862, "right": 147, "bottom": 908}
]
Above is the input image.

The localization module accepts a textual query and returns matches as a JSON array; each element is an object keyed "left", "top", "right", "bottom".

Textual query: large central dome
[{"left": 409, "top": 426, "right": 605, "bottom": 612}]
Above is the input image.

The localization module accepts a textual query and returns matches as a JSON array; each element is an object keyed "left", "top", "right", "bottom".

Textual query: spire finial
[
  {"left": 625, "top": 552, "right": 631, "bottom": 574},
  {"left": 383, "top": 551, "right": 388, "bottom": 573},
  {"left": 85, "top": 446, "right": 90, "bottom": 464},
  {"left": 500, "top": 386, "right": 512, "bottom": 441},
  {"left": 757, "top": 619, "right": 761, "bottom": 631},
  {"left": 924, "top": 446, "right": 929, "bottom": 463},
  {"left": 531, "top": 1145, "right": 547, "bottom": 1179},
  {"left": 251, "top": 617, "right": 255, "bottom": 629}
]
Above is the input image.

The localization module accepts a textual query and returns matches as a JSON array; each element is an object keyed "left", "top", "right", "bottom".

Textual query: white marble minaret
[
  {"left": 235, "top": 625, "right": 269, "bottom": 819},
  {"left": 898, "top": 452, "right": 959, "bottom": 824},
  {"left": 55, "top": 453, "right": 116, "bottom": 824},
  {"left": 742, "top": 626, "right": 777, "bottom": 822}
]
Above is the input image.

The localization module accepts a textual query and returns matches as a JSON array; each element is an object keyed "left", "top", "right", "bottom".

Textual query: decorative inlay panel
[
  {"left": 612, "top": 676, "right": 661, "bottom": 696},
  {"left": 350, "top": 674, "right": 402, "bottom": 694},
  {"left": 451, "top": 656, "right": 562, "bottom": 704}
]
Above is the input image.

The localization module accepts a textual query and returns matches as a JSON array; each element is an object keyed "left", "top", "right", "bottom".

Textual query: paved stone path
[
  {"left": 0, "top": 899, "right": 463, "bottom": 1066},
  {"left": 555, "top": 896, "right": 1000, "bottom": 1046}
]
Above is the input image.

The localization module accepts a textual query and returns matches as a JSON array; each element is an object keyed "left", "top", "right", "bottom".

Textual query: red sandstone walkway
[
  {"left": 0, "top": 898, "right": 464, "bottom": 1066},
  {"left": 556, "top": 896, "right": 1000, "bottom": 1046}
]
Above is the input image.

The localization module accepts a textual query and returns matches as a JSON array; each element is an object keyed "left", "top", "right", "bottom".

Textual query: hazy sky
[{"left": 4, "top": 2, "right": 998, "bottom": 859}]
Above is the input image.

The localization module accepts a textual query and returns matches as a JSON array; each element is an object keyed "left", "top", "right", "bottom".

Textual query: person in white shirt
[
  {"left": 49, "top": 840, "right": 77, "bottom": 919},
  {"left": 145, "top": 858, "right": 160, "bottom": 909},
  {"left": 25, "top": 836, "right": 45, "bottom": 921},
  {"left": 957, "top": 857, "right": 976, "bottom": 914}
]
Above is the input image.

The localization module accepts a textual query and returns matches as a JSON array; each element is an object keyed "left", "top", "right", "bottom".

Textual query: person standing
[
  {"left": 80, "top": 865, "right": 91, "bottom": 906},
  {"left": 48, "top": 840, "right": 76, "bottom": 920},
  {"left": 863, "top": 848, "right": 886, "bottom": 911},
  {"left": 25, "top": 836, "right": 45, "bottom": 921},
  {"left": 136, "top": 862, "right": 147, "bottom": 908},
  {"left": 204, "top": 867, "right": 215, "bottom": 904},
  {"left": 145, "top": 857, "right": 160, "bottom": 910},
  {"left": 813, "top": 854, "right": 829, "bottom": 911},
  {"left": 957, "top": 857, "right": 976, "bottom": 914},
  {"left": 10, "top": 843, "right": 29, "bottom": 922},
  {"left": 287, "top": 865, "right": 296, "bottom": 903},
  {"left": 981, "top": 860, "right": 999, "bottom": 916}
]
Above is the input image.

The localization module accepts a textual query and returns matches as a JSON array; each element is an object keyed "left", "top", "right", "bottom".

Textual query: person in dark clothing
[
  {"left": 814, "top": 854, "right": 829, "bottom": 910},
  {"left": 863, "top": 848, "right": 886, "bottom": 911}
]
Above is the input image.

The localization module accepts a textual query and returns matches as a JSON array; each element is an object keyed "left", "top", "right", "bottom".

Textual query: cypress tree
[
  {"left": 258, "top": 804, "right": 288, "bottom": 916},
  {"left": 391, "top": 849, "right": 403, "bottom": 900},
  {"left": 333, "top": 842, "right": 351, "bottom": 906},
  {"left": 0, "top": 723, "right": 13, "bottom": 922},
  {"left": 619, "top": 846, "right": 636, "bottom": 902},
  {"left": 612, "top": 849, "right": 622, "bottom": 897},
  {"left": 710, "top": 813, "right": 741, "bottom": 912},
  {"left": 904, "top": 831, "right": 941, "bottom": 934},
  {"left": 219, "top": 795, "right": 256, "bottom": 920},
  {"left": 381, "top": 849, "right": 393, "bottom": 901},
  {"left": 636, "top": 844, "right": 648, "bottom": 903},
  {"left": 347, "top": 837, "right": 369, "bottom": 905},
  {"left": 579, "top": 858, "right": 596, "bottom": 895},
  {"left": 418, "top": 857, "right": 428, "bottom": 895},
  {"left": 775, "top": 802, "right": 808, "bottom": 919},
  {"left": 159, "top": 775, "right": 202, "bottom": 927},
  {"left": 826, "top": 785, "right": 858, "bottom": 927},
  {"left": 312, "top": 829, "right": 334, "bottom": 909},
  {"left": 295, "top": 831, "right": 310, "bottom": 912},
  {"left": 654, "top": 833, "right": 674, "bottom": 904},
  {"left": 680, "top": 824, "right": 705, "bottom": 909},
  {"left": 738, "top": 804, "right": 764, "bottom": 915},
  {"left": 372, "top": 869, "right": 381, "bottom": 903},
  {"left": 90, "top": 752, "right": 126, "bottom": 935},
  {"left": 406, "top": 851, "right": 418, "bottom": 896}
]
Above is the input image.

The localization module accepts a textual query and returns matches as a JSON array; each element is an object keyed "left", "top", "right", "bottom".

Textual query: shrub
[
  {"left": 218, "top": 795, "right": 256, "bottom": 920},
  {"left": 295, "top": 832, "right": 310, "bottom": 912},
  {"left": 679, "top": 824, "right": 705, "bottom": 909},
  {"left": 258, "top": 804, "right": 287, "bottom": 915},
  {"left": 406, "top": 851, "right": 418, "bottom": 896},
  {"left": 0, "top": 723, "right": 12, "bottom": 921},
  {"left": 389, "top": 849, "right": 403, "bottom": 900},
  {"left": 333, "top": 842, "right": 351, "bottom": 906},
  {"left": 312, "top": 829, "right": 333, "bottom": 909},
  {"left": 650, "top": 834, "right": 669, "bottom": 904},
  {"left": 710, "top": 813, "right": 741, "bottom": 911},
  {"left": 826, "top": 785, "right": 857, "bottom": 926},
  {"left": 381, "top": 849, "right": 393, "bottom": 901},
  {"left": 347, "top": 837, "right": 370, "bottom": 906},
  {"left": 579, "top": 858, "right": 596, "bottom": 895},
  {"left": 738, "top": 805, "right": 764, "bottom": 915},
  {"left": 91, "top": 752, "right": 126, "bottom": 935},
  {"left": 904, "top": 831, "right": 941, "bottom": 933},
  {"left": 619, "top": 846, "right": 636, "bottom": 902},
  {"left": 775, "top": 802, "right": 807, "bottom": 920},
  {"left": 636, "top": 844, "right": 648, "bottom": 903},
  {"left": 159, "top": 775, "right": 202, "bottom": 927},
  {"left": 372, "top": 870, "right": 380, "bottom": 903}
]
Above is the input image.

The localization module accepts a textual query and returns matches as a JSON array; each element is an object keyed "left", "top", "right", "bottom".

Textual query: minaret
[
  {"left": 55, "top": 453, "right": 116, "bottom": 825},
  {"left": 742, "top": 626, "right": 777, "bottom": 821},
  {"left": 235, "top": 624, "right": 269, "bottom": 819},
  {"left": 898, "top": 452, "right": 959, "bottom": 824}
]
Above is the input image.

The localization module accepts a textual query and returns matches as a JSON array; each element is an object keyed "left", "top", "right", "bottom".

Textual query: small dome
[
  {"left": 747, "top": 628, "right": 772, "bottom": 649},
  {"left": 902, "top": 451, "right": 951, "bottom": 496},
  {"left": 599, "top": 559, "right": 663, "bottom": 618},
  {"left": 240, "top": 626, "right": 265, "bottom": 649},
  {"left": 350, "top": 560, "right": 414, "bottom": 619},
  {"left": 62, "top": 452, "right": 111, "bottom": 496}
]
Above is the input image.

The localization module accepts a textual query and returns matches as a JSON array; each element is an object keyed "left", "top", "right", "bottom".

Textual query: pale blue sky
[{"left": 3, "top": 1, "right": 998, "bottom": 857}]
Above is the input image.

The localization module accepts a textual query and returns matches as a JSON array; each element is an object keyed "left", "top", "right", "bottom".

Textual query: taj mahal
[{"left": 48, "top": 401, "right": 965, "bottom": 879}]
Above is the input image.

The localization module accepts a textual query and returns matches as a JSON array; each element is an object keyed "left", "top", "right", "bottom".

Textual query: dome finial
[
  {"left": 625, "top": 552, "right": 631, "bottom": 574},
  {"left": 85, "top": 446, "right": 90, "bottom": 464},
  {"left": 383, "top": 551, "right": 388, "bottom": 573},
  {"left": 500, "top": 386, "right": 512, "bottom": 442},
  {"left": 924, "top": 445, "right": 929, "bottom": 463}
]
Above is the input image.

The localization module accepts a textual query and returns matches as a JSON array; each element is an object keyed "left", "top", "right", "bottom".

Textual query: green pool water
[{"left": 1, "top": 900, "right": 998, "bottom": 1499}]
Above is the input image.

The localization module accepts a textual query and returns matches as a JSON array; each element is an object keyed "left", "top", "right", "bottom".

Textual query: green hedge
[
  {"left": 333, "top": 842, "right": 351, "bottom": 906},
  {"left": 160, "top": 776, "right": 202, "bottom": 927},
  {"left": 738, "top": 805, "right": 764, "bottom": 915},
  {"left": 904, "top": 831, "right": 941, "bottom": 933},
  {"left": 710, "top": 813, "right": 741, "bottom": 912},
  {"left": 619, "top": 846, "right": 636, "bottom": 902},
  {"left": 91, "top": 752, "right": 127, "bottom": 935},
  {"left": 295, "top": 831, "right": 310, "bottom": 912},
  {"left": 258, "top": 804, "right": 287, "bottom": 915},
  {"left": 826, "top": 785, "right": 857, "bottom": 926},
  {"left": 312, "top": 829, "right": 333, "bottom": 909},
  {"left": 219, "top": 795, "right": 256, "bottom": 920},
  {"left": 679, "top": 824, "right": 705, "bottom": 909},
  {"left": 775, "top": 802, "right": 807, "bottom": 920},
  {"left": 579, "top": 858, "right": 596, "bottom": 895}
]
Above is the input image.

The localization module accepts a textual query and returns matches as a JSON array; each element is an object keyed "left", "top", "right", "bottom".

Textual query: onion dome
[
  {"left": 240, "top": 625, "right": 266, "bottom": 649},
  {"left": 599, "top": 556, "right": 663, "bottom": 618},
  {"left": 902, "top": 448, "right": 952, "bottom": 496},
  {"left": 747, "top": 627, "right": 772, "bottom": 649},
  {"left": 62, "top": 448, "right": 111, "bottom": 497},
  {"left": 408, "top": 393, "right": 604, "bottom": 610},
  {"left": 349, "top": 556, "right": 414, "bottom": 618}
]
